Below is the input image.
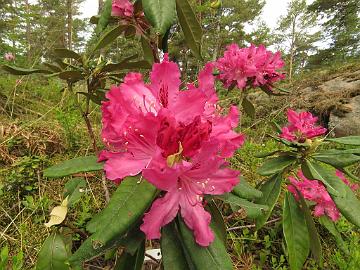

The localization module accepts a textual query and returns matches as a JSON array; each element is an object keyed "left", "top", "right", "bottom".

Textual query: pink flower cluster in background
[
  {"left": 288, "top": 170, "right": 358, "bottom": 221},
  {"left": 99, "top": 55, "right": 245, "bottom": 246},
  {"left": 4, "top": 52, "right": 15, "bottom": 62},
  {"left": 280, "top": 109, "right": 327, "bottom": 143},
  {"left": 112, "top": 0, "right": 134, "bottom": 17},
  {"left": 215, "top": 44, "right": 285, "bottom": 90}
]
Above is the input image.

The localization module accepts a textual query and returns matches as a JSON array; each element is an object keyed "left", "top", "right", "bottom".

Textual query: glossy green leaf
[
  {"left": 257, "top": 156, "right": 296, "bottom": 176},
  {"left": 36, "top": 231, "right": 71, "bottom": 270},
  {"left": 255, "top": 174, "right": 282, "bottom": 229},
  {"left": 44, "top": 156, "right": 103, "bottom": 178},
  {"left": 283, "top": 192, "right": 310, "bottom": 270},
  {"left": 142, "top": 0, "right": 176, "bottom": 35},
  {"left": 207, "top": 201, "right": 226, "bottom": 244},
  {"left": 242, "top": 97, "right": 255, "bottom": 118},
  {"left": 220, "top": 193, "right": 268, "bottom": 218},
  {"left": 318, "top": 216, "right": 348, "bottom": 254},
  {"left": 298, "top": 194, "right": 322, "bottom": 266},
  {"left": 101, "top": 54, "right": 151, "bottom": 73},
  {"left": 232, "top": 176, "right": 262, "bottom": 200},
  {"left": 302, "top": 160, "right": 340, "bottom": 196},
  {"left": 94, "top": 25, "right": 126, "bottom": 51},
  {"left": 114, "top": 241, "right": 145, "bottom": 270},
  {"left": 325, "top": 136, "right": 360, "bottom": 145},
  {"left": 254, "top": 150, "right": 281, "bottom": 158},
  {"left": 141, "top": 36, "right": 154, "bottom": 64},
  {"left": 313, "top": 152, "right": 360, "bottom": 168},
  {"left": 42, "top": 62, "right": 62, "bottom": 72},
  {"left": 161, "top": 222, "right": 193, "bottom": 270},
  {"left": 176, "top": 0, "right": 203, "bottom": 59},
  {"left": 95, "top": 0, "right": 112, "bottom": 34},
  {"left": 58, "top": 70, "right": 84, "bottom": 82},
  {"left": 178, "top": 218, "right": 233, "bottom": 270},
  {"left": 53, "top": 48, "right": 82, "bottom": 63},
  {"left": 70, "top": 177, "right": 156, "bottom": 265},
  {"left": 63, "top": 177, "right": 86, "bottom": 206},
  {"left": 2, "top": 64, "right": 52, "bottom": 75}
]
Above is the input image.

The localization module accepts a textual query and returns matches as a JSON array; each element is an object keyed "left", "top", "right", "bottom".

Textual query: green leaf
[
  {"left": 142, "top": 0, "right": 176, "bottom": 35},
  {"left": 2, "top": 64, "right": 52, "bottom": 75},
  {"left": 44, "top": 156, "right": 103, "bottom": 178},
  {"left": 63, "top": 177, "right": 87, "bottom": 207},
  {"left": 0, "top": 246, "right": 9, "bottom": 270},
  {"left": 257, "top": 156, "right": 296, "bottom": 176},
  {"left": 58, "top": 70, "right": 84, "bottom": 82},
  {"left": 178, "top": 218, "right": 233, "bottom": 270},
  {"left": 176, "top": 0, "right": 203, "bottom": 59},
  {"left": 36, "top": 231, "right": 71, "bottom": 270},
  {"left": 95, "top": 0, "right": 112, "bottom": 34},
  {"left": 254, "top": 150, "right": 281, "bottom": 158},
  {"left": 42, "top": 62, "right": 62, "bottom": 72},
  {"left": 114, "top": 241, "right": 145, "bottom": 270},
  {"left": 325, "top": 136, "right": 360, "bottom": 145},
  {"left": 231, "top": 176, "right": 262, "bottom": 200},
  {"left": 298, "top": 194, "right": 322, "bottom": 266},
  {"left": 318, "top": 216, "right": 349, "bottom": 254},
  {"left": 161, "top": 222, "right": 193, "bottom": 270},
  {"left": 70, "top": 177, "right": 157, "bottom": 265},
  {"left": 53, "top": 48, "right": 83, "bottom": 63},
  {"left": 94, "top": 25, "right": 126, "bottom": 52},
  {"left": 255, "top": 174, "right": 282, "bottom": 229},
  {"left": 220, "top": 193, "right": 268, "bottom": 219},
  {"left": 302, "top": 160, "right": 340, "bottom": 196},
  {"left": 101, "top": 54, "right": 151, "bottom": 73},
  {"left": 283, "top": 192, "right": 310, "bottom": 270},
  {"left": 242, "top": 97, "right": 255, "bottom": 118},
  {"left": 207, "top": 201, "right": 226, "bottom": 244},
  {"left": 141, "top": 36, "right": 154, "bottom": 64},
  {"left": 313, "top": 152, "right": 360, "bottom": 168}
]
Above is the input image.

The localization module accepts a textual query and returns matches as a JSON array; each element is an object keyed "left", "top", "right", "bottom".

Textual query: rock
[{"left": 329, "top": 95, "right": 360, "bottom": 137}]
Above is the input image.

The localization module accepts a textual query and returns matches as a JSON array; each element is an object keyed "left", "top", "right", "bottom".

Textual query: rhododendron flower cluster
[
  {"left": 288, "top": 170, "right": 340, "bottom": 221},
  {"left": 280, "top": 109, "right": 327, "bottom": 143},
  {"left": 112, "top": 0, "right": 134, "bottom": 18},
  {"left": 99, "top": 55, "right": 245, "bottom": 246},
  {"left": 4, "top": 52, "right": 15, "bottom": 61},
  {"left": 215, "top": 44, "right": 285, "bottom": 90}
]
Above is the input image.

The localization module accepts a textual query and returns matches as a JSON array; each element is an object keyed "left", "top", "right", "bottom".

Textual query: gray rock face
[{"left": 329, "top": 95, "right": 360, "bottom": 137}]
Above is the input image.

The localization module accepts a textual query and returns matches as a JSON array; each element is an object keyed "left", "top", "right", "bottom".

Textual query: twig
[
  {"left": 226, "top": 217, "right": 281, "bottom": 232},
  {"left": 145, "top": 253, "right": 160, "bottom": 264}
]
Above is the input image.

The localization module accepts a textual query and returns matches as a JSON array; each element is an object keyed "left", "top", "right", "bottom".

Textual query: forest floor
[{"left": 1, "top": 61, "right": 360, "bottom": 269}]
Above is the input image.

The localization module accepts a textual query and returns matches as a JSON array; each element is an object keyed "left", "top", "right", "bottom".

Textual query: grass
[{"left": 0, "top": 65, "right": 359, "bottom": 269}]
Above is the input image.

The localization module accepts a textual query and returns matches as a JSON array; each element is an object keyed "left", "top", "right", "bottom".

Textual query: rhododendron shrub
[{"left": 256, "top": 109, "right": 360, "bottom": 270}]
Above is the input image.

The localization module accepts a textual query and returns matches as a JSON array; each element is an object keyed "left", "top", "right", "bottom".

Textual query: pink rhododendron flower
[
  {"left": 141, "top": 141, "right": 239, "bottom": 246},
  {"left": 287, "top": 170, "right": 340, "bottom": 221},
  {"left": 215, "top": 44, "right": 284, "bottom": 90},
  {"left": 112, "top": 0, "right": 134, "bottom": 17},
  {"left": 99, "top": 55, "right": 245, "bottom": 246},
  {"left": 4, "top": 52, "right": 15, "bottom": 61},
  {"left": 335, "top": 170, "right": 359, "bottom": 191},
  {"left": 280, "top": 109, "right": 327, "bottom": 142}
]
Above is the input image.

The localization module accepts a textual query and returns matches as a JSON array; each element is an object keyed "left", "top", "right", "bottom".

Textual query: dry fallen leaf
[{"left": 45, "top": 197, "right": 69, "bottom": 228}]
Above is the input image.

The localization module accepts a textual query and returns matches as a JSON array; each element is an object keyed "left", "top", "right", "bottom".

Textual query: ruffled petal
[{"left": 140, "top": 190, "right": 180, "bottom": 239}]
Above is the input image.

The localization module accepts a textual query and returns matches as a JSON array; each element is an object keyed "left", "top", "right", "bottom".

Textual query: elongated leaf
[
  {"left": 44, "top": 156, "right": 103, "bottom": 178},
  {"left": 114, "top": 241, "right": 145, "bottom": 270},
  {"left": 63, "top": 178, "right": 86, "bottom": 206},
  {"left": 42, "top": 62, "right": 62, "bottom": 72},
  {"left": 207, "top": 201, "right": 226, "bottom": 244},
  {"left": 302, "top": 160, "right": 340, "bottom": 196},
  {"left": 95, "top": 0, "right": 112, "bottom": 34},
  {"left": 53, "top": 48, "right": 82, "bottom": 63},
  {"left": 176, "top": 0, "right": 203, "bottom": 59},
  {"left": 94, "top": 25, "right": 126, "bottom": 51},
  {"left": 220, "top": 193, "right": 268, "bottom": 218},
  {"left": 70, "top": 177, "right": 156, "bottom": 265},
  {"left": 313, "top": 152, "right": 360, "bottom": 168},
  {"left": 255, "top": 174, "right": 282, "bottom": 229},
  {"left": 232, "top": 176, "right": 262, "bottom": 200},
  {"left": 178, "top": 218, "right": 233, "bottom": 270},
  {"left": 101, "top": 54, "right": 151, "bottom": 73},
  {"left": 298, "top": 194, "right": 322, "bottom": 266},
  {"left": 2, "top": 64, "right": 52, "bottom": 75},
  {"left": 36, "top": 231, "right": 71, "bottom": 270},
  {"left": 257, "top": 156, "right": 296, "bottom": 176},
  {"left": 242, "top": 97, "right": 255, "bottom": 118},
  {"left": 161, "top": 222, "right": 193, "bottom": 270},
  {"left": 142, "top": 0, "right": 176, "bottom": 35},
  {"left": 283, "top": 192, "right": 310, "bottom": 270},
  {"left": 141, "top": 36, "right": 154, "bottom": 64},
  {"left": 0, "top": 246, "right": 9, "bottom": 270},
  {"left": 254, "top": 150, "right": 281, "bottom": 158},
  {"left": 326, "top": 136, "right": 360, "bottom": 145},
  {"left": 315, "top": 148, "right": 360, "bottom": 155},
  {"left": 318, "top": 216, "right": 348, "bottom": 254},
  {"left": 58, "top": 70, "right": 84, "bottom": 82}
]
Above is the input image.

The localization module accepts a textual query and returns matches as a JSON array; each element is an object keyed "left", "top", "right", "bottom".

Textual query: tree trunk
[
  {"left": 66, "top": 0, "right": 73, "bottom": 51},
  {"left": 25, "top": 0, "right": 31, "bottom": 61},
  {"left": 288, "top": 15, "right": 297, "bottom": 82},
  {"left": 98, "top": 0, "right": 104, "bottom": 13}
]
